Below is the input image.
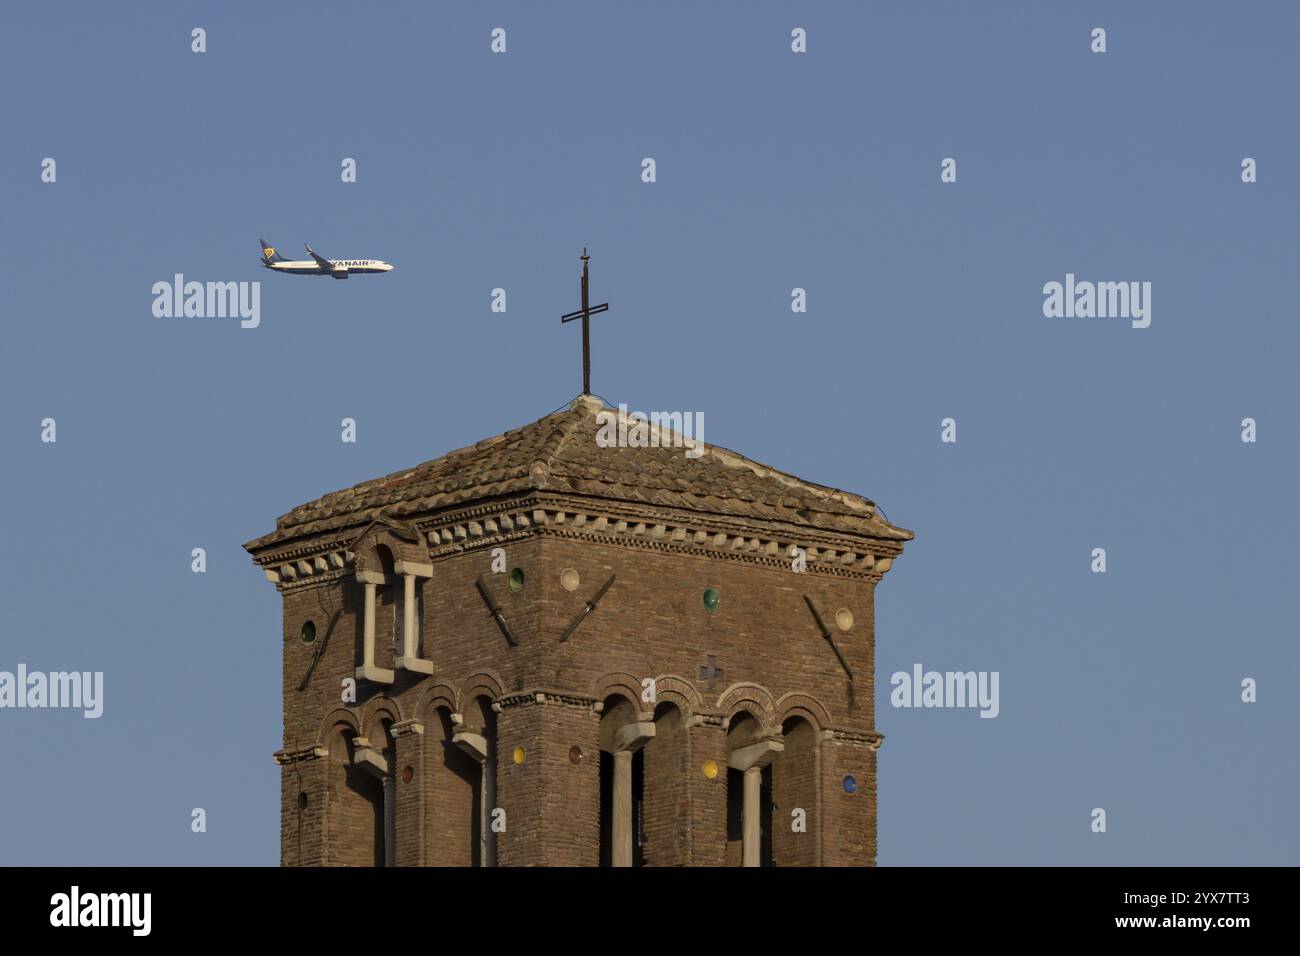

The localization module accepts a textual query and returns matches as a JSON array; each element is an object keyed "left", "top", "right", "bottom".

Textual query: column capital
[
  {"left": 612, "top": 721, "right": 656, "bottom": 753},
  {"left": 353, "top": 739, "right": 389, "bottom": 778},
  {"left": 729, "top": 737, "right": 784, "bottom": 771},
  {"left": 452, "top": 731, "right": 489, "bottom": 762},
  {"left": 392, "top": 719, "right": 424, "bottom": 738}
]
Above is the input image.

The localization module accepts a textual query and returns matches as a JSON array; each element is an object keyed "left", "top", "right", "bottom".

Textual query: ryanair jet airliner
[{"left": 260, "top": 239, "right": 394, "bottom": 279}]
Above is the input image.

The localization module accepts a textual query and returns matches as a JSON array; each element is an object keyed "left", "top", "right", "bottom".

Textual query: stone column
[
  {"left": 728, "top": 737, "right": 782, "bottom": 868},
  {"left": 363, "top": 581, "right": 377, "bottom": 666},
  {"left": 393, "top": 561, "right": 434, "bottom": 675},
  {"left": 742, "top": 766, "right": 762, "bottom": 866},
  {"left": 355, "top": 573, "right": 395, "bottom": 683},
  {"left": 608, "top": 720, "right": 655, "bottom": 867},
  {"left": 483, "top": 748, "right": 497, "bottom": 866},
  {"left": 612, "top": 750, "right": 634, "bottom": 867},
  {"left": 382, "top": 777, "right": 395, "bottom": 867},
  {"left": 402, "top": 573, "right": 416, "bottom": 658}
]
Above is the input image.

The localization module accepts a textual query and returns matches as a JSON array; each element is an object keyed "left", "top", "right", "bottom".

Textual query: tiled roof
[{"left": 244, "top": 395, "right": 912, "bottom": 552}]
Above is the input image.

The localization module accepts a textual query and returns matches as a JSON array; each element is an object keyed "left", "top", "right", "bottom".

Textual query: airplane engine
[{"left": 331, "top": 265, "right": 349, "bottom": 279}]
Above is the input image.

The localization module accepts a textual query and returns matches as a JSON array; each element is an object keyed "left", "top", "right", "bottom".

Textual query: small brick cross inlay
[{"left": 698, "top": 655, "right": 725, "bottom": 690}]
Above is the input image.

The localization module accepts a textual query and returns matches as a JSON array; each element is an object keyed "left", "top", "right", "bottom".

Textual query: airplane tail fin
[{"left": 259, "top": 238, "right": 287, "bottom": 263}]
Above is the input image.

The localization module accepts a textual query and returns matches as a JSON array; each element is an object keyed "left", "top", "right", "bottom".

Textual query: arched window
[
  {"left": 640, "top": 701, "right": 690, "bottom": 866},
  {"left": 726, "top": 710, "right": 775, "bottom": 867},
  {"left": 598, "top": 695, "right": 654, "bottom": 867},
  {"left": 353, "top": 539, "right": 398, "bottom": 685},
  {"left": 427, "top": 706, "right": 479, "bottom": 866},
  {"left": 449, "top": 696, "right": 498, "bottom": 866},
  {"left": 327, "top": 723, "right": 385, "bottom": 867},
  {"left": 772, "top": 717, "right": 818, "bottom": 866}
]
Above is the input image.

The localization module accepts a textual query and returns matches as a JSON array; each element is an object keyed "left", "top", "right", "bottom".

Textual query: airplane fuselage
[
  {"left": 264, "top": 258, "right": 394, "bottom": 277},
  {"left": 259, "top": 239, "right": 393, "bottom": 279}
]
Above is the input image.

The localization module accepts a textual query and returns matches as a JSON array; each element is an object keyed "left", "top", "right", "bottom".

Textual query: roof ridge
[{"left": 546, "top": 394, "right": 607, "bottom": 471}]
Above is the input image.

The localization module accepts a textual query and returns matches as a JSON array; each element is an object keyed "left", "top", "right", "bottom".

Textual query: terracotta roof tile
[{"left": 245, "top": 396, "right": 912, "bottom": 552}]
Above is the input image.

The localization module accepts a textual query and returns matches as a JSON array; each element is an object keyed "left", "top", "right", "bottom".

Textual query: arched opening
[
  {"left": 598, "top": 694, "right": 652, "bottom": 867},
  {"left": 726, "top": 710, "right": 775, "bottom": 867},
  {"left": 449, "top": 695, "right": 498, "bottom": 867},
  {"left": 772, "top": 716, "right": 818, "bottom": 866},
  {"left": 374, "top": 719, "right": 396, "bottom": 867},
  {"left": 426, "top": 706, "right": 479, "bottom": 866},
  {"left": 353, "top": 539, "right": 400, "bottom": 684},
  {"left": 326, "top": 723, "right": 384, "bottom": 867},
  {"left": 641, "top": 701, "right": 690, "bottom": 866}
]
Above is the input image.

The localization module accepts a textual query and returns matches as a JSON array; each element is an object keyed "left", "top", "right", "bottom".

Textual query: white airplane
[{"left": 260, "top": 239, "right": 394, "bottom": 279}]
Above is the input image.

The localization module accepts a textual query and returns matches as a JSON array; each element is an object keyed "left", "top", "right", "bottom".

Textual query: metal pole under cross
[{"left": 560, "top": 249, "right": 610, "bottom": 395}]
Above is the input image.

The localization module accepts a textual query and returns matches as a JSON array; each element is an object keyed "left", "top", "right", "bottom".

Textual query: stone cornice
[
  {"left": 494, "top": 689, "right": 602, "bottom": 712},
  {"left": 256, "top": 546, "right": 356, "bottom": 591},
  {"left": 686, "top": 713, "right": 727, "bottom": 729},
  {"left": 420, "top": 494, "right": 900, "bottom": 581},
  {"left": 251, "top": 491, "right": 902, "bottom": 591},
  {"left": 274, "top": 745, "right": 328, "bottom": 765},
  {"left": 822, "top": 727, "right": 885, "bottom": 751}
]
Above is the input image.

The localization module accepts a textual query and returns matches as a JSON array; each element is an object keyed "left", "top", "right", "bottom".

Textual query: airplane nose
[{"left": 386, "top": 263, "right": 395, "bottom": 271}]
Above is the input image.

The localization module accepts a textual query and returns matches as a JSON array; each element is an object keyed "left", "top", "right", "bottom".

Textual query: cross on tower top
[{"left": 560, "top": 248, "right": 611, "bottom": 395}]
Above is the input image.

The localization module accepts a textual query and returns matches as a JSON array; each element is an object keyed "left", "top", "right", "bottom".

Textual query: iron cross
[
  {"left": 560, "top": 249, "right": 610, "bottom": 395},
  {"left": 698, "top": 655, "right": 725, "bottom": 690}
]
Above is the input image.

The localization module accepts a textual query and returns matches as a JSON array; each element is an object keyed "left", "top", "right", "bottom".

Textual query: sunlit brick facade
[{"left": 245, "top": 395, "right": 911, "bottom": 866}]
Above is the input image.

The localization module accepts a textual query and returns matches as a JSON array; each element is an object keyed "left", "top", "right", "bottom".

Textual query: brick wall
[
  {"left": 536, "top": 536, "right": 877, "bottom": 725},
  {"left": 272, "top": 508, "right": 888, "bottom": 866},
  {"left": 771, "top": 719, "right": 819, "bottom": 866},
  {"left": 424, "top": 707, "right": 477, "bottom": 866},
  {"left": 494, "top": 704, "right": 542, "bottom": 866},
  {"left": 686, "top": 720, "right": 729, "bottom": 866},
  {"left": 392, "top": 726, "right": 424, "bottom": 866},
  {"left": 325, "top": 729, "right": 383, "bottom": 867},
  {"left": 279, "top": 754, "right": 326, "bottom": 866},
  {"left": 819, "top": 740, "right": 878, "bottom": 866}
]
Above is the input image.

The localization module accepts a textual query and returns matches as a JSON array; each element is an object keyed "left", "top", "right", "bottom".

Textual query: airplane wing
[{"left": 304, "top": 243, "right": 333, "bottom": 269}]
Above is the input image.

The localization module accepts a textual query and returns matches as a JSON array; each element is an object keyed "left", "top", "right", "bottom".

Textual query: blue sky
[{"left": 1, "top": 1, "right": 1296, "bottom": 865}]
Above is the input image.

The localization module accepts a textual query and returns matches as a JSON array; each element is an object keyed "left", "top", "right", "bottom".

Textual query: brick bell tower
[{"left": 244, "top": 395, "right": 912, "bottom": 866}]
